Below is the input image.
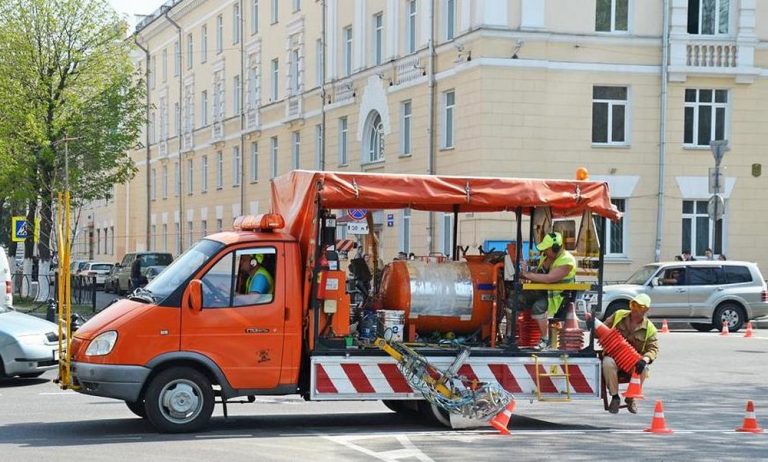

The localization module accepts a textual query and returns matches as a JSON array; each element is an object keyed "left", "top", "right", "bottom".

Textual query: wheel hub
[{"left": 161, "top": 381, "right": 201, "bottom": 421}]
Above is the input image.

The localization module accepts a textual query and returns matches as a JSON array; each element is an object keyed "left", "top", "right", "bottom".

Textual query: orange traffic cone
[
  {"left": 643, "top": 400, "right": 673, "bottom": 434},
  {"left": 563, "top": 302, "right": 579, "bottom": 330},
  {"left": 623, "top": 371, "right": 645, "bottom": 400},
  {"left": 489, "top": 400, "right": 516, "bottom": 435},
  {"left": 736, "top": 401, "right": 764, "bottom": 433},
  {"left": 660, "top": 319, "right": 670, "bottom": 333},
  {"left": 719, "top": 320, "right": 730, "bottom": 336},
  {"left": 744, "top": 321, "right": 754, "bottom": 338}
]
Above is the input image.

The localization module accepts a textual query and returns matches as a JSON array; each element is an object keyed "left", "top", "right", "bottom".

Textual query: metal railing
[{"left": 12, "top": 273, "right": 97, "bottom": 312}]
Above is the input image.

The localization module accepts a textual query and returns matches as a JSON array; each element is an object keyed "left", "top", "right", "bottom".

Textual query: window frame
[
  {"left": 343, "top": 26, "right": 353, "bottom": 77},
  {"left": 201, "top": 155, "right": 209, "bottom": 192},
  {"left": 682, "top": 199, "right": 725, "bottom": 256},
  {"left": 186, "top": 33, "right": 193, "bottom": 70},
  {"left": 407, "top": 0, "right": 417, "bottom": 53},
  {"left": 401, "top": 100, "right": 412, "bottom": 155},
  {"left": 271, "top": 58, "right": 279, "bottom": 101},
  {"left": 233, "top": 3, "right": 241, "bottom": 44},
  {"left": 687, "top": 0, "right": 730, "bottom": 35},
  {"left": 270, "top": 136, "right": 278, "bottom": 178},
  {"left": 251, "top": 0, "right": 259, "bottom": 35},
  {"left": 592, "top": 85, "right": 629, "bottom": 146},
  {"left": 442, "top": 90, "right": 455, "bottom": 149},
  {"left": 201, "top": 90, "right": 208, "bottom": 127},
  {"left": 271, "top": 0, "right": 279, "bottom": 24},
  {"left": 232, "top": 145, "right": 241, "bottom": 187},
  {"left": 216, "top": 14, "right": 224, "bottom": 54},
  {"left": 445, "top": 0, "right": 456, "bottom": 41},
  {"left": 216, "top": 150, "right": 224, "bottom": 189},
  {"left": 595, "top": 0, "right": 630, "bottom": 33},
  {"left": 186, "top": 158, "right": 194, "bottom": 195},
  {"left": 201, "top": 25, "right": 208, "bottom": 63},
  {"left": 292, "top": 131, "right": 301, "bottom": 169},
  {"left": 250, "top": 141, "right": 259, "bottom": 183},
  {"left": 338, "top": 116, "right": 348, "bottom": 166},
  {"left": 683, "top": 88, "right": 728, "bottom": 147},
  {"left": 373, "top": 12, "right": 383, "bottom": 66}
]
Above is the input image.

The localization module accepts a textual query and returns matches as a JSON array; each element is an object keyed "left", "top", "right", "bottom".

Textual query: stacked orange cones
[
  {"left": 743, "top": 321, "right": 754, "bottom": 338},
  {"left": 558, "top": 302, "right": 584, "bottom": 351},
  {"left": 719, "top": 320, "right": 730, "bottom": 336},
  {"left": 489, "top": 401, "right": 516, "bottom": 435},
  {"left": 660, "top": 319, "right": 670, "bottom": 333},
  {"left": 623, "top": 371, "right": 645, "bottom": 400},
  {"left": 736, "top": 401, "right": 764, "bottom": 433},
  {"left": 644, "top": 400, "right": 673, "bottom": 434}
]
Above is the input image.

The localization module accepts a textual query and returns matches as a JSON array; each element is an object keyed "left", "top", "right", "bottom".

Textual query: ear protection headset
[
  {"left": 250, "top": 254, "right": 265, "bottom": 267},
  {"left": 549, "top": 232, "right": 562, "bottom": 253}
]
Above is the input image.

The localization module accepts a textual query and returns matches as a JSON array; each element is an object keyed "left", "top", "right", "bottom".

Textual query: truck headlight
[{"left": 85, "top": 331, "right": 118, "bottom": 356}]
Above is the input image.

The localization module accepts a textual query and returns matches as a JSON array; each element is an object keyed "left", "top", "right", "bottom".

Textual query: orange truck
[{"left": 59, "top": 170, "right": 621, "bottom": 433}]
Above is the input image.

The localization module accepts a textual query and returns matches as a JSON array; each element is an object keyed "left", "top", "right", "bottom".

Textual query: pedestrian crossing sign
[{"left": 11, "top": 216, "right": 39, "bottom": 243}]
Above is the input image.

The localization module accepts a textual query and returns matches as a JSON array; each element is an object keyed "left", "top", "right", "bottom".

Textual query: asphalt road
[{"left": 1, "top": 328, "right": 767, "bottom": 461}]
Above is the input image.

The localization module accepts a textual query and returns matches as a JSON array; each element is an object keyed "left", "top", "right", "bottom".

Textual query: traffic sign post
[{"left": 709, "top": 140, "right": 730, "bottom": 253}]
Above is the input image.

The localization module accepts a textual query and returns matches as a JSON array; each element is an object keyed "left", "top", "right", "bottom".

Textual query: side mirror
[
  {"left": 651, "top": 277, "right": 659, "bottom": 287},
  {"left": 183, "top": 279, "right": 203, "bottom": 312}
]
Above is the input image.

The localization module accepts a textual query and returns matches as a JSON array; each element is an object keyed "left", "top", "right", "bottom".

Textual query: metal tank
[{"left": 378, "top": 257, "right": 497, "bottom": 335}]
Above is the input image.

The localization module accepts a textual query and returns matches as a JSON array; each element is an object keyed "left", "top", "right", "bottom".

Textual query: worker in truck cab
[
  {"left": 603, "top": 293, "right": 659, "bottom": 414},
  {"left": 520, "top": 232, "right": 576, "bottom": 350},
  {"left": 235, "top": 253, "right": 274, "bottom": 304}
]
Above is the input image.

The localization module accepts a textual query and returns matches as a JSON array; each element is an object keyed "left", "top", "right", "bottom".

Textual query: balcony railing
[
  {"left": 333, "top": 80, "right": 354, "bottom": 104},
  {"left": 687, "top": 42, "right": 737, "bottom": 68},
  {"left": 394, "top": 55, "right": 423, "bottom": 85},
  {"left": 285, "top": 95, "right": 302, "bottom": 120},
  {"left": 246, "top": 107, "right": 259, "bottom": 130},
  {"left": 212, "top": 120, "right": 223, "bottom": 140}
]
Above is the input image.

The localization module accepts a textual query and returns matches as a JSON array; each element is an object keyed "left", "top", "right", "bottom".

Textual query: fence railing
[{"left": 11, "top": 273, "right": 97, "bottom": 312}]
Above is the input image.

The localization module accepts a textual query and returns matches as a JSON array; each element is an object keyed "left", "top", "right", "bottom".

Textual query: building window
[
  {"left": 149, "top": 226, "right": 155, "bottom": 251},
  {"left": 683, "top": 199, "right": 724, "bottom": 255},
  {"left": 592, "top": 86, "right": 628, "bottom": 144},
  {"left": 187, "top": 221, "right": 194, "bottom": 247},
  {"left": 201, "top": 25, "right": 208, "bottom": 63},
  {"left": 365, "top": 112, "right": 384, "bottom": 163},
  {"left": 595, "top": 199, "right": 627, "bottom": 256},
  {"left": 314, "top": 124, "right": 323, "bottom": 170},
  {"left": 216, "top": 14, "right": 224, "bottom": 54},
  {"left": 293, "top": 0, "right": 301, "bottom": 12},
  {"left": 442, "top": 90, "right": 455, "bottom": 149},
  {"left": 201, "top": 90, "right": 208, "bottom": 126},
  {"left": 250, "top": 141, "right": 258, "bottom": 182},
  {"left": 186, "top": 33, "right": 193, "bottom": 69},
  {"left": 688, "top": 0, "right": 729, "bottom": 35},
  {"left": 174, "top": 102, "right": 181, "bottom": 136},
  {"left": 233, "top": 75, "right": 241, "bottom": 114},
  {"left": 595, "top": 0, "right": 629, "bottom": 32},
  {"left": 441, "top": 213, "right": 454, "bottom": 258},
  {"left": 175, "top": 223, "right": 181, "bottom": 256},
  {"left": 187, "top": 159, "right": 194, "bottom": 194},
  {"left": 446, "top": 0, "right": 456, "bottom": 40},
  {"left": 315, "top": 39, "right": 323, "bottom": 87},
  {"left": 233, "top": 3, "right": 241, "bottom": 44},
  {"left": 373, "top": 13, "right": 383, "bottom": 65},
  {"left": 343, "top": 26, "right": 352, "bottom": 77},
  {"left": 174, "top": 162, "right": 180, "bottom": 196},
  {"left": 270, "top": 136, "right": 278, "bottom": 178},
  {"left": 201, "top": 155, "right": 209, "bottom": 192},
  {"left": 684, "top": 89, "right": 727, "bottom": 147},
  {"left": 401, "top": 208, "right": 411, "bottom": 253},
  {"left": 232, "top": 146, "right": 241, "bottom": 186},
  {"left": 271, "top": 58, "right": 279, "bottom": 101},
  {"left": 251, "top": 0, "right": 259, "bottom": 35},
  {"left": 201, "top": 219, "right": 208, "bottom": 238},
  {"left": 216, "top": 150, "right": 223, "bottom": 189},
  {"left": 149, "top": 111, "right": 155, "bottom": 144},
  {"left": 174, "top": 41, "right": 180, "bottom": 76},
  {"left": 289, "top": 48, "right": 300, "bottom": 95},
  {"left": 339, "top": 116, "right": 348, "bottom": 165},
  {"left": 407, "top": 0, "right": 417, "bottom": 53},
  {"left": 292, "top": 131, "right": 301, "bottom": 169},
  {"left": 401, "top": 100, "right": 412, "bottom": 155},
  {"left": 162, "top": 165, "right": 168, "bottom": 199},
  {"left": 162, "top": 224, "right": 168, "bottom": 251},
  {"left": 216, "top": 218, "right": 223, "bottom": 233},
  {"left": 150, "top": 168, "right": 156, "bottom": 200},
  {"left": 162, "top": 48, "right": 168, "bottom": 82},
  {"left": 271, "top": 0, "right": 279, "bottom": 24}
]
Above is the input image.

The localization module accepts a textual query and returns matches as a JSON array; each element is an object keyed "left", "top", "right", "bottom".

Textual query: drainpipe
[
  {"left": 164, "top": 7, "right": 183, "bottom": 252},
  {"left": 239, "top": 0, "right": 245, "bottom": 214},
  {"left": 134, "top": 34, "right": 151, "bottom": 251},
  {"left": 655, "top": 0, "right": 670, "bottom": 262},
  {"left": 321, "top": 0, "right": 327, "bottom": 171},
  {"left": 426, "top": 0, "right": 436, "bottom": 252}
]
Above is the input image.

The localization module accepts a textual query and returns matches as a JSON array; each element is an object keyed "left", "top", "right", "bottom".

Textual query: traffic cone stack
[
  {"left": 516, "top": 311, "right": 541, "bottom": 348},
  {"left": 489, "top": 400, "right": 516, "bottom": 435},
  {"left": 592, "top": 318, "right": 642, "bottom": 373},
  {"left": 736, "top": 401, "right": 764, "bottom": 433},
  {"left": 623, "top": 371, "right": 645, "bottom": 400},
  {"left": 660, "top": 319, "right": 670, "bottom": 333},
  {"left": 743, "top": 321, "right": 754, "bottom": 338},
  {"left": 559, "top": 302, "right": 584, "bottom": 351},
  {"left": 644, "top": 400, "right": 673, "bottom": 434},
  {"left": 719, "top": 321, "right": 730, "bottom": 336}
]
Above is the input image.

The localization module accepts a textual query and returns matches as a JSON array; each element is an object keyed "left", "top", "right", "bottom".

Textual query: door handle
[
  {"left": 715, "top": 287, "right": 725, "bottom": 291},
  {"left": 676, "top": 289, "right": 686, "bottom": 293}
]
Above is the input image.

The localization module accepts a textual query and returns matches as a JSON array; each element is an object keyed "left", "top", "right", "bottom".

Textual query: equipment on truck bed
[{"left": 374, "top": 337, "right": 513, "bottom": 421}]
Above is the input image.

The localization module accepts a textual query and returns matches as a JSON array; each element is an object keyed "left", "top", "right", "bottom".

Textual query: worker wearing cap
[
  {"left": 603, "top": 293, "right": 659, "bottom": 414},
  {"left": 520, "top": 232, "right": 577, "bottom": 350}
]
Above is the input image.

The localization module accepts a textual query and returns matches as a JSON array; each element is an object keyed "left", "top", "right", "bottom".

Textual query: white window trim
[
  {"left": 595, "top": 0, "right": 632, "bottom": 34},
  {"left": 201, "top": 155, "right": 209, "bottom": 192},
  {"left": 441, "top": 90, "right": 455, "bottom": 149},
  {"left": 440, "top": 213, "right": 455, "bottom": 257},
  {"left": 400, "top": 208, "right": 411, "bottom": 253},
  {"left": 270, "top": 136, "right": 278, "bottom": 178},
  {"left": 292, "top": 131, "right": 301, "bottom": 169},
  {"left": 604, "top": 198, "right": 628, "bottom": 257},
  {"left": 216, "top": 151, "right": 224, "bottom": 189},
  {"left": 339, "top": 117, "right": 348, "bottom": 166},
  {"left": 373, "top": 13, "right": 383, "bottom": 66},
  {"left": 684, "top": 88, "right": 729, "bottom": 148},
  {"left": 689, "top": 0, "right": 732, "bottom": 36},
  {"left": 592, "top": 85, "right": 630, "bottom": 146},
  {"left": 401, "top": 100, "right": 412, "bottom": 156},
  {"left": 232, "top": 146, "right": 241, "bottom": 186}
]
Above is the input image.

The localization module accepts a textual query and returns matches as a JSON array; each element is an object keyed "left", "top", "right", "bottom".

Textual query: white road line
[
  {"left": 38, "top": 392, "right": 77, "bottom": 395},
  {"left": 320, "top": 434, "right": 435, "bottom": 462}
]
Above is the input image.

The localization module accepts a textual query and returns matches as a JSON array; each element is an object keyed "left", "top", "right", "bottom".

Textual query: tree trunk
[
  {"left": 21, "top": 201, "right": 36, "bottom": 298},
  {"left": 35, "top": 194, "right": 54, "bottom": 302}
]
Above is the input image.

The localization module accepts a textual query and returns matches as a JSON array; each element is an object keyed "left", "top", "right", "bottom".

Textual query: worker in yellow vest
[
  {"left": 603, "top": 293, "right": 659, "bottom": 414},
  {"left": 520, "top": 232, "right": 576, "bottom": 350}
]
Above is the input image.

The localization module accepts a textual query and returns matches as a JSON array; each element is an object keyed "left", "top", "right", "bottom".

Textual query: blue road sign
[{"left": 347, "top": 208, "right": 367, "bottom": 221}]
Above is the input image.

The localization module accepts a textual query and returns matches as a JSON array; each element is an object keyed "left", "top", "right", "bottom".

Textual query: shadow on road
[{"left": 0, "top": 377, "right": 49, "bottom": 388}]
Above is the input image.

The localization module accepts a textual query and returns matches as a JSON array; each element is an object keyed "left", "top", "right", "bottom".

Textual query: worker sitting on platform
[{"left": 520, "top": 232, "right": 576, "bottom": 350}]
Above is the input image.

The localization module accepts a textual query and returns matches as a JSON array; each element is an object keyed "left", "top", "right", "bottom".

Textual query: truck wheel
[
  {"left": 382, "top": 399, "right": 419, "bottom": 417},
  {"left": 125, "top": 400, "right": 146, "bottom": 418},
  {"left": 417, "top": 401, "right": 451, "bottom": 427},
  {"left": 144, "top": 367, "right": 214, "bottom": 433},
  {"left": 714, "top": 303, "right": 745, "bottom": 333}
]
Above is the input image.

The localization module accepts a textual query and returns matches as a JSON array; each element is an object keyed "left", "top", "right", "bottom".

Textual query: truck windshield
[
  {"left": 144, "top": 239, "right": 224, "bottom": 301},
  {"left": 625, "top": 265, "right": 660, "bottom": 285}
]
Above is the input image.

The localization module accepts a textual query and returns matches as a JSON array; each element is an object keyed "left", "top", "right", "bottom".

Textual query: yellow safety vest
[
  {"left": 542, "top": 250, "right": 577, "bottom": 316},
  {"left": 612, "top": 309, "right": 657, "bottom": 352}
]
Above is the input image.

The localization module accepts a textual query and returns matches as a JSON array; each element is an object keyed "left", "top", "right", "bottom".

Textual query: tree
[{"left": 0, "top": 0, "right": 144, "bottom": 293}]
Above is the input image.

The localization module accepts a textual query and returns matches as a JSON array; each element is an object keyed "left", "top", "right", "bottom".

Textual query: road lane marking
[
  {"left": 321, "top": 434, "right": 435, "bottom": 462},
  {"left": 38, "top": 392, "right": 78, "bottom": 395}
]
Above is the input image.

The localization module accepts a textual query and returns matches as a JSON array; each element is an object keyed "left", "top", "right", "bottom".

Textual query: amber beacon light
[{"left": 575, "top": 167, "right": 589, "bottom": 181}]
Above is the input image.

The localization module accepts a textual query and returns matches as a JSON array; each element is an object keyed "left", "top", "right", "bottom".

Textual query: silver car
[
  {"left": 0, "top": 306, "right": 60, "bottom": 378},
  {"left": 601, "top": 261, "right": 768, "bottom": 332}
]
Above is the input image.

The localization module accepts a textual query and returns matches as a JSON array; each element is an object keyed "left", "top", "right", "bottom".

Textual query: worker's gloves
[{"left": 634, "top": 359, "right": 647, "bottom": 374}]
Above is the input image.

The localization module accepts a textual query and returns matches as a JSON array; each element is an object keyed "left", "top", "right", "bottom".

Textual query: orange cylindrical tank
[{"left": 378, "top": 257, "right": 496, "bottom": 335}]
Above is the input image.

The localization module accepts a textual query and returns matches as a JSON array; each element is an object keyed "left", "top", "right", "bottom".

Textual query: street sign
[
  {"left": 11, "top": 216, "right": 29, "bottom": 242},
  {"left": 708, "top": 194, "right": 725, "bottom": 221},
  {"left": 708, "top": 167, "right": 725, "bottom": 194},
  {"left": 347, "top": 208, "right": 367, "bottom": 221},
  {"left": 346, "top": 222, "right": 369, "bottom": 234},
  {"left": 709, "top": 140, "right": 729, "bottom": 166}
]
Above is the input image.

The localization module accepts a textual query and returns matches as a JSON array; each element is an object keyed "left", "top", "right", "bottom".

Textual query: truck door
[{"left": 181, "top": 244, "right": 284, "bottom": 390}]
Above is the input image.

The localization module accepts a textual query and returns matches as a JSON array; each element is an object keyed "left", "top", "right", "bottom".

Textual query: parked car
[
  {"left": 114, "top": 252, "right": 174, "bottom": 294},
  {"left": 0, "top": 247, "right": 12, "bottom": 309},
  {"left": 80, "top": 262, "right": 114, "bottom": 286},
  {"left": 0, "top": 305, "right": 59, "bottom": 378},
  {"left": 103, "top": 265, "right": 120, "bottom": 293},
  {"left": 142, "top": 265, "right": 167, "bottom": 283},
  {"left": 601, "top": 260, "right": 768, "bottom": 332}
]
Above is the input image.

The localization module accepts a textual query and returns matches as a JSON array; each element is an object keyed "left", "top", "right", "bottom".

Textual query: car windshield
[
  {"left": 625, "top": 265, "right": 660, "bottom": 285},
  {"left": 144, "top": 239, "right": 224, "bottom": 301},
  {"left": 140, "top": 253, "right": 174, "bottom": 266},
  {"left": 92, "top": 264, "right": 112, "bottom": 271}
]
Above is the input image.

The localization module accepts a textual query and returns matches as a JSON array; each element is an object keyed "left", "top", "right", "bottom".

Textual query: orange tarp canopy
[{"left": 271, "top": 170, "right": 621, "bottom": 260}]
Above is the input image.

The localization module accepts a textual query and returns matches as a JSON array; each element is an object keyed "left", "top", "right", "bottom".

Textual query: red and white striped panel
[{"left": 310, "top": 356, "right": 601, "bottom": 401}]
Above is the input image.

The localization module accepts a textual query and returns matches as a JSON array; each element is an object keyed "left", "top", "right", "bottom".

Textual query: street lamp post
[{"left": 709, "top": 140, "right": 729, "bottom": 255}]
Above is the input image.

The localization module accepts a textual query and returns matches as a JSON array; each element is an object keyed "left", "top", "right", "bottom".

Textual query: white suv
[{"left": 601, "top": 261, "right": 768, "bottom": 332}]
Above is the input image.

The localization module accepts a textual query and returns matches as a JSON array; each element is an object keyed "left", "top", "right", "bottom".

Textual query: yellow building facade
[{"left": 87, "top": 0, "right": 768, "bottom": 280}]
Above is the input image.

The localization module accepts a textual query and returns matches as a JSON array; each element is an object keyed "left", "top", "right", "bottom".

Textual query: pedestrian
[
  {"left": 718, "top": 254, "right": 727, "bottom": 261},
  {"left": 603, "top": 294, "right": 659, "bottom": 414},
  {"left": 704, "top": 248, "right": 714, "bottom": 260},
  {"left": 395, "top": 251, "right": 407, "bottom": 261},
  {"left": 130, "top": 257, "right": 143, "bottom": 290},
  {"left": 681, "top": 249, "right": 695, "bottom": 261}
]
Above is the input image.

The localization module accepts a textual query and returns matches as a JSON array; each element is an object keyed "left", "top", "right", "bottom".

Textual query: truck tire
[
  {"left": 418, "top": 401, "right": 451, "bottom": 427},
  {"left": 382, "top": 399, "right": 419, "bottom": 417},
  {"left": 125, "top": 400, "right": 147, "bottom": 418},
  {"left": 144, "top": 367, "right": 214, "bottom": 433},
  {"left": 714, "top": 303, "right": 745, "bottom": 333}
]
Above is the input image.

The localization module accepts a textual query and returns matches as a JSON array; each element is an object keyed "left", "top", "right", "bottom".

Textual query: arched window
[{"left": 364, "top": 111, "right": 384, "bottom": 163}]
